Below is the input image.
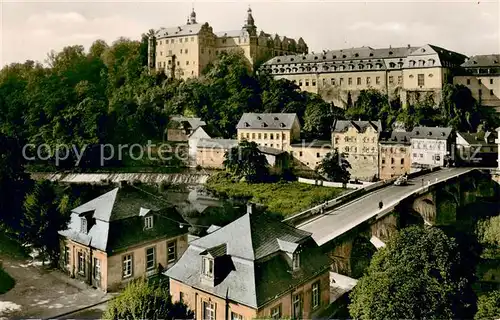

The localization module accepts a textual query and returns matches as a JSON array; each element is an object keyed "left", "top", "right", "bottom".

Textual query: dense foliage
[
  {"left": 477, "top": 215, "right": 500, "bottom": 247},
  {"left": 475, "top": 290, "right": 500, "bottom": 320},
  {"left": 349, "top": 226, "right": 477, "bottom": 319},
  {"left": 315, "top": 149, "right": 351, "bottom": 183},
  {"left": 103, "top": 277, "right": 193, "bottom": 320},
  {"left": 223, "top": 140, "right": 269, "bottom": 182}
]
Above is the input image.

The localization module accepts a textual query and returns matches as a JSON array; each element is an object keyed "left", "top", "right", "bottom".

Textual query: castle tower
[{"left": 243, "top": 7, "right": 257, "bottom": 36}]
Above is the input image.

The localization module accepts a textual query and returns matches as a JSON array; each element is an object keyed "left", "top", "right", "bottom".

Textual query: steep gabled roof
[
  {"left": 411, "top": 126, "right": 453, "bottom": 140},
  {"left": 379, "top": 131, "right": 412, "bottom": 145},
  {"left": 332, "top": 120, "right": 382, "bottom": 133},
  {"left": 156, "top": 23, "right": 205, "bottom": 39},
  {"left": 236, "top": 113, "right": 298, "bottom": 130},
  {"left": 461, "top": 54, "right": 500, "bottom": 68}
]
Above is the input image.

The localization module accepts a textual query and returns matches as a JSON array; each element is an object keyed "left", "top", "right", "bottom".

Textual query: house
[
  {"left": 331, "top": 120, "right": 382, "bottom": 181},
  {"left": 410, "top": 126, "right": 453, "bottom": 168},
  {"left": 188, "top": 124, "right": 222, "bottom": 160},
  {"left": 167, "top": 116, "right": 206, "bottom": 142},
  {"left": 290, "top": 140, "right": 332, "bottom": 171},
  {"left": 379, "top": 131, "right": 412, "bottom": 180},
  {"left": 166, "top": 206, "right": 331, "bottom": 320},
  {"left": 196, "top": 138, "right": 289, "bottom": 171},
  {"left": 456, "top": 131, "right": 498, "bottom": 167},
  {"left": 58, "top": 185, "right": 188, "bottom": 292},
  {"left": 236, "top": 113, "right": 301, "bottom": 151}
]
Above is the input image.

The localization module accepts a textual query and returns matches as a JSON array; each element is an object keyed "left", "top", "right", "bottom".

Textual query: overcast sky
[{"left": 1, "top": 0, "right": 499, "bottom": 66}]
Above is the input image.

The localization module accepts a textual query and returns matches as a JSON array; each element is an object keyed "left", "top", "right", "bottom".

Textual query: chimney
[
  {"left": 247, "top": 203, "right": 253, "bottom": 214},
  {"left": 407, "top": 44, "right": 411, "bottom": 48}
]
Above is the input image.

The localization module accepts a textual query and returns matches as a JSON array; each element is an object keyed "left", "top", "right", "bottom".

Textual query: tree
[
  {"left": 315, "top": 149, "right": 351, "bottom": 183},
  {"left": 103, "top": 277, "right": 194, "bottom": 320},
  {"left": 477, "top": 215, "right": 500, "bottom": 247},
  {"left": 21, "top": 180, "right": 71, "bottom": 265},
  {"left": 439, "top": 83, "right": 481, "bottom": 131},
  {"left": 223, "top": 140, "right": 269, "bottom": 182},
  {"left": 0, "top": 133, "right": 32, "bottom": 232},
  {"left": 349, "top": 226, "right": 477, "bottom": 320},
  {"left": 475, "top": 290, "right": 500, "bottom": 320}
]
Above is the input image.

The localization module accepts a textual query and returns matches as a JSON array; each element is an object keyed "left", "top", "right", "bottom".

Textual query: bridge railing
[{"left": 283, "top": 166, "right": 442, "bottom": 226}]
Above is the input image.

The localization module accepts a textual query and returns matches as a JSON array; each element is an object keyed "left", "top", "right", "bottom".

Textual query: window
[
  {"left": 490, "top": 89, "right": 494, "bottom": 96},
  {"left": 312, "top": 281, "right": 320, "bottom": 309},
  {"left": 78, "top": 252, "right": 85, "bottom": 274},
  {"left": 179, "top": 38, "right": 183, "bottom": 43},
  {"left": 282, "top": 133, "right": 286, "bottom": 140},
  {"left": 179, "top": 291, "right": 184, "bottom": 303},
  {"left": 252, "top": 133, "right": 255, "bottom": 139},
  {"left": 401, "top": 158, "right": 404, "bottom": 165},
  {"left": 298, "top": 80, "right": 303, "bottom": 86},
  {"left": 467, "top": 79, "right": 471, "bottom": 85},
  {"left": 312, "top": 80, "right": 316, "bottom": 86},
  {"left": 271, "top": 304, "right": 282, "bottom": 319},
  {"left": 382, "top": 159, "right": 385, "bottom": 164},
  {"left": 270, "top": 133, "right": 274, "bottom": 140},
  {"left": 186, "top": 61, "right": 189, "bottom": 65},
  {"left": 366, "top": 77, "right": 371, "bottom": 85},
  {"left": 340, "top": 78, "right": 344, "bottom": 85},
  {"left": 478, "top": 79, "right": 482, "bottom": 84},
  {"left": 391, "top": 158, "right": 395, "bottom": 164},
  {"left": 167, "top": 241, "right": 177, "bottom": 262},
  {"left": 331, "top": 78, "right": 335, "bottom": 85},
  {"left": 160, "top": 51, "right": 163, "bottom": 56},
  {"left": 146, "top": 247, "right": 156, "bottom": 271},
  {"left": 357, "top": 77, "right": 361, "bottom": 85},
  {"left": 231, "top": 312, "right": 243, "bottom": 320},
  {"left": 185, "top": 49, "right": 188, "bottom": 54},
  {"left": 418, "top": 74, "right": 425, "bottom": 86},
  {"left": 191, "top": 37, "right": 194, "bottom": 42},
  {"left": 299, "top": 151, "right": 303, "bottom": 157},
  {"left": 398, "top": 76, "right": 403, "bottom": 84},
  {"left": 246, "top": 133, "right": 250, "bottom": 139},
  {"left": 203, "top": 257, "right": 214, "bottom": 278},
  {"left": 80, "top": 217, "right": 87, "bottom": 233},
  {"left": 123, "top": 254, "right": 133, "bottom": 278},
  {"left": 413, "top": 153, "right": 417, "bottom": 158},
  {"left": 316, "top": 152, "right": 320, "bottom": 158},
  {"left": 64, "top": 246, "right": 70, "bottom": 265},
  {"left": 292, "top": 252, "right": 300, "bottom": 270},
  {"left": 376, "top": 76, "right": 380, "bottom": 85},
  {"left": 203, "top": 301, "right": 215, "bottom": 320},
  {"left": 168, "top": 50, "right": 172, "bottom": 55},
  {"left": 293, "top": 293, "right": 303, "bottom": 319},
  {"left": 490, "top": 78, "right": 494, "bottom": 85},
  {"left": 348, "top": 78, "right": 352, "bottom": 85},
  {"left": 258, "top": 133, "right": 262, "bottom": 139},
  {"left": 144, "top": 216, "right": 153, "bottom": 229},
  {"left": 180, "top": 49, "right": 183, "bottom": 54},
  {"left": 264, "top": 133, "right": 267, "bottom": 139},
  {"left": 305, "top": 80, "right": 309, "bottom": 86},
  {"left": 479, "top": 89, "right": 482, "bottom": 96},
  {"left": 93, "top": 257, "right": 101, "bottom": 280}
]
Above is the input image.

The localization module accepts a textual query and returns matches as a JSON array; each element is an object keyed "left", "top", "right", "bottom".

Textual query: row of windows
[
  {"left": 381, "top": 147, "right": 408, "bottom": 153},
  {"left": 241, "top": 132, "right": 287, "bottom": 140},
  {"left": 408, "top": 59, "right": 436, "bottom": 67},
  {"left": 157, "top": 60, "right": 196, "bottom": 68},
  {"left": 478, "top": 89, "right": 496, "bottom": 97},
  {"left": 412, "top": 142, "right": 445, "bottom": 150},
  {"left": 158, "top": 37, "right": 196, "bottom": 45},
  {"left": 121, "top": 241, "right": 177, "bottom": 278},
  {"left": 467, "top": 78, "right": 495, "bottom": 85},
  {"left": 339, "top": 136, "right": 377, "bottom": 143},
  {"left": 382, "top": 158, "right": 405, "bottom": 165},
  {"left": 293, "top": 151, "right": 326, "bottom": 158},
  {"left": 345, "top": 146, "right": 377, "bottom": 153}
]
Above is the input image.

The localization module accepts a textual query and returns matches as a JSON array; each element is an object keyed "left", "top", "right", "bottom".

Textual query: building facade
[
  {"left": 166, "top": 209, "right": 331, "bottom": 320},
  {"left": 236, "top": 113, "right": 301, "bottom": 151},
  {"left": 58, "top": 186, "right": 188, "bottom": 292},
  {"left": 455, "top": 131, "right": 498, "bottom": 167},
  {"left": 290, "top": 140, "right": 332, "bottom": 171},
  {"left": 453, "top": 54, "right": 500, "bottom": 112},
  {"left": 331, "top": 120, "right": 382, "bottom": 181},
  {"left": 167, "top": 116, "right": 206, "bottom": 142},
  {"left": 262, "top": 44, "right": 467, "bottom": 108},
  {"left": 379, "top": 131, "right": 412, "bottom": 180},
  {"left": 149, "top": 8, "right": 307, "bottom": 79},
  {"left": 410, "top": 126, "right": 453, "bottom": 168}
]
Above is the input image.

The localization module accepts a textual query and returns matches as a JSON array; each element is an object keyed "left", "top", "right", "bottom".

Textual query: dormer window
[
  {"left": 292, "top": 252, "right": 300, "bottom": 270},
  {"left": 144, "top": 216, "right": 153, "bottom": 229},
  {"left": 202, "top": 257, "right": 214, "bottom": 278},
  {"left": 80, "top": 217, "right": 87, "bottom": 233}
]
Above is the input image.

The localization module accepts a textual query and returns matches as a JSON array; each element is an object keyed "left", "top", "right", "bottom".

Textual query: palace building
[
  {"left": 148, "top": 8, "right": 308, "bottom": 79},
  {"left": 261, "top": 44, "right": 467, "bottom": 108}
]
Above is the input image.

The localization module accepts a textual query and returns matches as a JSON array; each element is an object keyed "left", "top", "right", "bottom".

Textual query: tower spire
[{"left": 190, "top": 4, "right": 197, "bottom": 24}]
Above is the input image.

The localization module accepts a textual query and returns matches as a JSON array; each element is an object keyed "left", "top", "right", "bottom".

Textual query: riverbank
[{"left": 205, "top": 173, "right": 345, "bottom": 217}]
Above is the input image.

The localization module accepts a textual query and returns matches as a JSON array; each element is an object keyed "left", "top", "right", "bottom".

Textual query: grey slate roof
[
  {"left": 201, "top": 243, "right": 227, "bottom": 258},
  {"left": 215, "top": 30, "right": 248, "bottom": 38},
  {"left": 461, "top": 54, "right": 500, "bottom": 68},
  {"left": 166, "top": 213, "right": 328, "bottom": 308},
  {"left": 236, "top": 113, "right": 298, "bottom": 130},
  {"left": 170, "top": 116, "right": 206, "bottom": 130},
  {"left": 156, "top": 23, "right": 205, "bottom": 39},
  {"left": 332, "top": 120, "right": 382, "bottom": 133},
  {"left": 379, "top": 131, "right": 412, "bottom": 145},
  {"left": 290, "top": 140, "right": 332, "bottom": 148},
  {"left": 197, "top": 138, "right": 238, "bottom": 149},
  {"left": 456, "top": 131, "right": 498, "bottom": 146},
  {"left": 411, "top": 126, "right": 453, "bottom": 140},
  {"left": 257, "top": 145, "right": 286, "bottom": 156},
  {"left": 59, "top": 186, "right": 186, "bottom": 253}
]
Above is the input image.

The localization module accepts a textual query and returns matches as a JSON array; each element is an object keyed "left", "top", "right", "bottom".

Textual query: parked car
[{"left": 394, "top": 175, "right": 408, "bottom": 186}]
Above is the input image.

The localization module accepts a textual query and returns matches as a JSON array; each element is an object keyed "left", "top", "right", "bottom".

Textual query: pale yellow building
[
  {"left": 262, "top": 44, "right": 467, "bottom": 108},
  {"left": 378, "top": 131, "right": 412, "bottom": 180},
  {"left": 453, "top": 54, "right": 500, "bottom": 113},
  {"left": 148, "top": 8, "right": 307, "bottom": 79},
  {"left": 331, "top": 120, "right": 382, "bottom": 181},
  {"left": 236, "top": 113, "right": 301, "bottom": 151},
  {"left": 290, "top": 140, "right": 332, "bottom": 171},
  {"left": 58, "top": 186, "right": 188, "bottom": 292}
]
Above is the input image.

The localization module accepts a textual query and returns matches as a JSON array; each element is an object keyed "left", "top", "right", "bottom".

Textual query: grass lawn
[
  {"left": 205, "top": 174, "right": 345, "bottom": 217},
  {"left": 0, "top": 232, "right": 29, "bottom": 260},
  {"left": 0, "top": 266, "right": 15, "bottom": 294}
]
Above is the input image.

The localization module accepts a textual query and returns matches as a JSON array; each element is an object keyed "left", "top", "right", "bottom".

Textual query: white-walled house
[
  {"left": 410, "top": 126, "right": 453, "bottom": 168},
  {"left": 187, "top": 125, "right": 221, "bottom": 162}
]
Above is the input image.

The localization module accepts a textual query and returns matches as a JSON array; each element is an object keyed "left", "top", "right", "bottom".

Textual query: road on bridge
[{"left": 298, "top": 167, "right": 475, "bottom": 246}]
